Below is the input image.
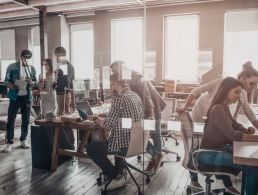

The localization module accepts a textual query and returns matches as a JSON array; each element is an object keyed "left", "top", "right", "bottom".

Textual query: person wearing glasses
[
  {"left": 177, "top": 61, "right": 258, "bottom": 194},
  {"left": 3, "top": 49, "right": 37, "bottom": 153}
]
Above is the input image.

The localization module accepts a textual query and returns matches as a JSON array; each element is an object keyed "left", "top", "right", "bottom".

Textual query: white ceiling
[{"left": 0, "top": 0, "right": 224, "bottom": 20}]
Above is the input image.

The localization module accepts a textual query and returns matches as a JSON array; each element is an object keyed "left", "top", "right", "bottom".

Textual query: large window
[
  {"left": 164, "top": 14, "right": 199, "bottom": 82},
  {"left": 71, "top": 23, "right": 94, "bottom": 80},
  {"left": 0, "top": 29, "right": 15, "bottom": 80},
  {"left": 111, "top": 17, "right": 143, "bottom": 73},
  {"left": 223, "top": 10, "right": 258, "bottom": 76},
  {"left": 29, "top": 26, "right": 41, "bottom": 80}
]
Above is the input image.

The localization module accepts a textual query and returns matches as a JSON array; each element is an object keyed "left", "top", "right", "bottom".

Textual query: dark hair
[
  {"left": 237, "top": 61, "right": 258, "bottom": 79},
  {"left": 110, "top": 73, "right": 128, "bottom": 85},
  {"left": 110, "top": 60, "right": 125, "bottom": 68},
  {"left": 21, "top": 49, "right": 32, "bottom": 59},
  {"left": 54, "top": 46, "right": 66, "bottom": 56},
  {"left": 43, "top": 58, "right": 53, "bottom": 73},
  {"left": 207, "top": 77, "right": 242, "bottom": 116}
]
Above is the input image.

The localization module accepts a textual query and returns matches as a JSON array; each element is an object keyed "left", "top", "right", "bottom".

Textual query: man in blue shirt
[{"left": 3, "top": 49, "right": 37, "bottom": 153}]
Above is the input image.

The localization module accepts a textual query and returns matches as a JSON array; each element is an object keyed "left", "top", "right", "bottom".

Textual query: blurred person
[
  {"left": 3, "top": 49, "right": 37, "bottom": 152},
  {"left": 54, "top": 46, "right": 75, "bottom": 115},
  {"left": 39, "top": 59, "right": 57, "bottom": 120}
]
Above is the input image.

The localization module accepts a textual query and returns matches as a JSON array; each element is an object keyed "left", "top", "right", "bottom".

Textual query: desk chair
[
  {"left": 179, "top": 111, "right": 239, "bottom": 195},
  {"left": 160, "top": 98, "right": 181, "bottom": 164},
  {"left": 98, "top": 121, "right": 151, "bottom": 195}
]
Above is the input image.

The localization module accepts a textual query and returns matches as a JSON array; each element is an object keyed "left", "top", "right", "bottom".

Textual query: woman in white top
[
  {"left": 178, "top": 62, "right": 258, "bottom": 126},
  {"left": 39, "top": 59, "right": 57, "bottom": 119},
  {"left": 177, "top": 62, "right": 258, "bottom": 193}
]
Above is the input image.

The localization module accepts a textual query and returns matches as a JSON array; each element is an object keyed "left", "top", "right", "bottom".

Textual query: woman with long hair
[
  {"left": 198, "top": 77, "right": 258, "bottom": 195},
  {"left": 40, "top": 58, "right": 57, "bottom": 119},
  {"left": 177, "top": 62, "right": 258, "bottom": 191}
]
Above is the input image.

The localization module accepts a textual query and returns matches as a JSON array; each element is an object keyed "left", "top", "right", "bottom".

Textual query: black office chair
[{"left": 179, "top": 111, "right": 240, "bottom": 195}]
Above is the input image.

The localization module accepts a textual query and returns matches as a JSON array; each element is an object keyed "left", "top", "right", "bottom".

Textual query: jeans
[
  {"left": 198, "top": 151, "right": 258, "bottom": 195},
  {"left": 86, "top": 141, "right": 127, "bottom": 179},
  {"left": 6, "top": 96, "right": 31, "bottom": 144},
  {"left": 146, "top": 118, "right": 162, "bottom": 158}
]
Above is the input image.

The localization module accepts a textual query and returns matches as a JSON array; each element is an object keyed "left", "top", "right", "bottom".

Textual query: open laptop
[{"left": 76, "top": 101, "right": 93, "bottom": 120}]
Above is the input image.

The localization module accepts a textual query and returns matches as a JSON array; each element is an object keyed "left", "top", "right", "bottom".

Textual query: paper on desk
[
  {"left": 249, "top": 149, "right": 258, "bottom": 159},
  {"left": 234, "top": 141, "right": 258, "bottom": 158}
]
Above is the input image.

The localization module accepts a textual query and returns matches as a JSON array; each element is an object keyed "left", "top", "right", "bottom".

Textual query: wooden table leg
[
  {"left": 51, "top": 127, "right": 61, "bottom": 171},
  {"left": 77, "top": 130, "right": 91, "bottom": 153}
]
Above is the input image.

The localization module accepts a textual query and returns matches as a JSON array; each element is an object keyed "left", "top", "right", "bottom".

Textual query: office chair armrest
[{"left": 191, "top": 149, "right": 224, "bottom": 173}]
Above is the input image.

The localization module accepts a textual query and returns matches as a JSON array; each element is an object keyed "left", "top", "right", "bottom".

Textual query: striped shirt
[{"left": 104, "top": 88, "right": 143, "bottom": 154}]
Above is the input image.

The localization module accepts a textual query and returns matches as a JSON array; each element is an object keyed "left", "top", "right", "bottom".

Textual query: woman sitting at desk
[
  {"left": 177, "top": 62, "right": 258, "bottom": 191},
  {"left": 198, "top": 77, "right": 258, "bottom": 195}
]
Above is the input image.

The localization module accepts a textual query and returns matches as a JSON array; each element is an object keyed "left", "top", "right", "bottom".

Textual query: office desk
[{"left": 34, "top": 117, "right": 97, "bottom": 171}]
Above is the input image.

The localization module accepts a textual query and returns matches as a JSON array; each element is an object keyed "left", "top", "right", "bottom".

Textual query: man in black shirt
[{"left": 54, "top": 46, "right": 75, "bottom": 115}]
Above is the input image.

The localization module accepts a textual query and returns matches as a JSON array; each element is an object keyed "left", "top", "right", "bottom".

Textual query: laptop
[{"left": 76, "top": 101, "right": 93, "bottom": 120}]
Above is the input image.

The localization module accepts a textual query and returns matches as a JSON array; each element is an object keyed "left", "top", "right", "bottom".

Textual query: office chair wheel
[
  {"left": 137, "top": 155, "right": 142, "bottom": 162},
  {"left": 146, "top": 177, "right": 151, "bottom": 184},
  {"left": 101, "top": 190, "right": 107, "bottom": 195},
  {"left": 160, "top": 161, "right": 164, "bottom": 167},
  {"left": 97, "top": 177, "right": 102, "bottom": 186},
  {"left": 138, "top": 191, "right": 143, "bottom": 195},
  {"left": 186, "top": 187, "right": 191, "bottom": 195},
  {"left": 176, "top": 156, "right": 181, "bottom": 161},
  {"left": 176, "top": 141, "right": 179, "bottom": 146}
]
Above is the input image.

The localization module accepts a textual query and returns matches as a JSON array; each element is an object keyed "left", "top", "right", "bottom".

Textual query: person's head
[
  {"left": 43, "top": 59, "right": 53, "bottom": 73},
  {"left": 110, "top": 73, "right": 129, "bottom": 95},
  {"left": 20, "top": 49, "right": 32, "bottom": 65},
  {"left": 54, "top": 46, "right": 67, "bottom": 64},
  {"left": 130, "top": 71, "right": 143, "bottom": 86},
  {"left": 237, "top": 61, "right": 258, "bottom": 93},
  {"left": 110, "top": 60, "right": 125, "bottom": 74},
  {"left": 211, "top": 77, "right": 242, "bottom": 108}
]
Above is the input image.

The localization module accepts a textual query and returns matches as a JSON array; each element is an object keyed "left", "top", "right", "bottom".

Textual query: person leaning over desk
[
  {"left": 2, "top": 49, "right": 37, "bottom": 153},
  {"left": 86, "top": 75, "right": 143, "bottom": 190},
  {"left": 177, "top": 62, "right": 258, "bottom": 192},
  {"left": 197, "top": 77, "right": 258, "bottom": 195}
]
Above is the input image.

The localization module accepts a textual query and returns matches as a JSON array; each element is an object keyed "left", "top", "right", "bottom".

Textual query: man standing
[
  {"left": 3, "top": 49, "right": 37, "bottom": 152},
  {"left": 87, "top": 75, "right": 143, "bottom": 190},
  {"left": 54, "top": 46, "right": 75, "bottom": 115}
]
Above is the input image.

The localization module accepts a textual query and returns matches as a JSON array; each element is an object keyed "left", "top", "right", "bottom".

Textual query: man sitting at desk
[{"left": 86, "top": 75, "right": 143, "bottom": 190}]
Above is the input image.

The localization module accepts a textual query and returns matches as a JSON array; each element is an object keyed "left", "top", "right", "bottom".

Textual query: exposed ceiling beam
[
  {"left": 0, "top": 2, "right": 29, "bottom": 13},
  {"left": 29, "top": 0, "right": 88, "bottom": 7},
  {"left": 12, "top": 0, "right": 28, "bottom": 5},
  {"left": 0, "top": 8, "right": 38, "bottom": 19},
  {"left": 46, "top": 0, "right": 140, "bottom": 13}
]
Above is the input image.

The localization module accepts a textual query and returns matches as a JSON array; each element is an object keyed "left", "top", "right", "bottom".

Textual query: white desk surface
[{"left": 233, "top": 141, "right": 258, "bottom": 166}]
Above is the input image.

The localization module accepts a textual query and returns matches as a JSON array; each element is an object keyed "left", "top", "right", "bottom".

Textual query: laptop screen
[{"left": 76, "top": 101, "right": 93, "bottom": 120}]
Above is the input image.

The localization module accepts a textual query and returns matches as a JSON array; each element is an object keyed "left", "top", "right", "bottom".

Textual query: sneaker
[
  {"left": 101, "top": 175, "right": 127, "bottom": 191},
  {"left": 226, "top": 186, "right": 240, "bottom": 195},
  {"left": 20, "top": 140, "right": 30, "bottom": 149},
  {"left": 153, "top": 153, "right": 163, "bottom": 173},
  {"left": 144, "top": 159, "right": 156, "bottom": 174},
  {"left": 3, "top": 144, "right": 12, "bottom": 153}
]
